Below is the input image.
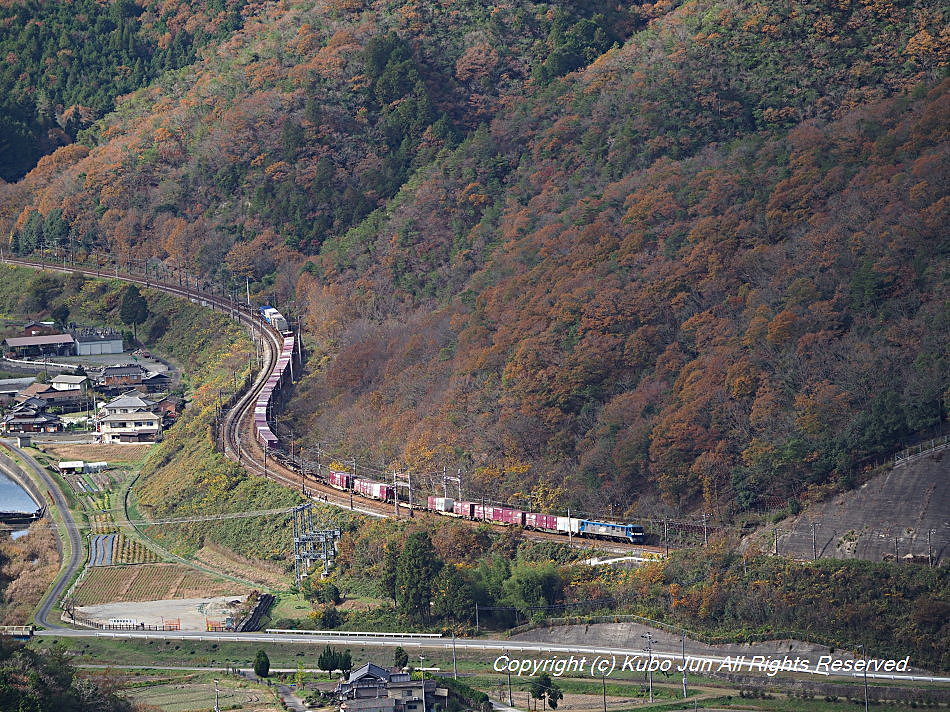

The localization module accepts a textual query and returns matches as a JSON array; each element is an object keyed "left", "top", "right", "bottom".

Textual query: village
[{"left": 0, "top": 319, "right": 180, "bottom": 444}]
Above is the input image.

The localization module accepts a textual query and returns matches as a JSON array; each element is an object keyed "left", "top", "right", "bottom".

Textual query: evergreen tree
[
  {"left": 119, "top": 283, "right": 148, "bottom": 341},
  {"left": 381, "top": 541, "right": 399, "bottom": 604},
  {"left": 393, "top": 647, "right": 409, "bottom": 669},
  {"left": 395, "top": 531, "right": 443, "bottom": 621},
  {"left": 253, "top": 649, "right": 270, "bottom": 678}
]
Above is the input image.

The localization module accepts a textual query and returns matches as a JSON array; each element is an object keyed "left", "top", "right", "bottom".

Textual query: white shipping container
[
  {"left": 434, "top": 497, "right": 454, "bottom": 512},
  {"left": 556, "top": 516, "right": 580, "bottom": 534}
]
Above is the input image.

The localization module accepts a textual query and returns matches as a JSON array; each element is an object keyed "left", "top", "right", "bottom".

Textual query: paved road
[
  {"left": 35, "top": 629, "right": 950, "bottom": 686},
  {"left": 1, "top": 439, "right": 83, "bottom": 630}
]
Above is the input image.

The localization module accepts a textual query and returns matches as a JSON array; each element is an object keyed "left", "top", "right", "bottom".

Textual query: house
[
  {"left": 72, "top": 328, "right": 123, "bottom": 356},
  {"left": 50, "top": 374, "right": 89, "bottom": 392},
  {"left": 0, "top": 400, "right": 63, "bottom": 433},
  {"left": 15, "top": 382, "right": 87, "bottom": 412},
  {"left": 140, "top": 371, "right": 173, "bottom": 393},
  {"left": 0, "top": 377, "right": 36, "bottom": 405},
  {"left": 100, "top": 393, "right": 158, "bottom": 416},
  {"left": 97, "top": 392, "right": 163, "bottom": 443},
  {"left": 3, "top": 334, "right": 76, "bottom": 357},
  {"left": 336, "top": 663, "right": 440, "bottom": 712},
  {"left": 97, "top": 364, "right": 148, "bottom": 391},
  {"left": 20, "top": 321, "right": 59, "bottom": 337},
  {"left": 98, "top": 411, "right": 162, "bottom": 443}
]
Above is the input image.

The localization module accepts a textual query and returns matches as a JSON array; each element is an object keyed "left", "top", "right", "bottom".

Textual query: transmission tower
[{"left": 292, "top": 504, "right": 340, "bottom": 582}]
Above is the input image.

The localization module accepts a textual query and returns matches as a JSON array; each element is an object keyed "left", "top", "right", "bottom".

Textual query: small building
[
  {"left": 72, "top": 328, "right": 123, "bottom": 356},
  {"left": 58, "top": 461, "right": 85, "bottom": 474},
  {"left": 21, "top": 321, "right": 60, "bottom": 337},
  {"left": 4, "top": 334, "right": 76, "bottom": 357},
  {"left": 50, "top": 374, "right": 90, "bottom": 392},
  {"left": 336, "top": 663, "right": 440, "bottom": 712}
]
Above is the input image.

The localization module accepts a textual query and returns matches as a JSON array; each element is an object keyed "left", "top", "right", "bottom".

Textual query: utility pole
[
  {"left": 452, "top": 631, "right": 458, "bottom": 680},
  {"left": 702, "top": 513, "right": 708, "bottom": 546},
  {"left": 214, "top": 679, "right": 220, "bottom": 712},
  {"left": 811, "top": 523, "right": 819, "bottom": 560},
  {"left": 602, "top": 674, "right": 607, "bottom": 712},
  {"left": 567, "top": 507, "right": 573, "bottom": 545},
  {"left": 857, "top": 644, "right": 869, "bottom": 712},
  {"left": 928, "top": 529, "right": 936, "bottom": 568},
  {"left": 773, "top": 527, "right": 778, "bottom": 556},
  {"left": 641, "top": 633, "right": 654, "bottom": 703},
  {"left": 664, "top": 519, "right": 669, "bottom": 557},
  {"left": 681, "top": 631, "right": 688, "bottom": 699}
]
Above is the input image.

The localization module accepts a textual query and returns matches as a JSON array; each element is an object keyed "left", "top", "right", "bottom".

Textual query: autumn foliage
[{"left": 0, "top": 0, "right": 946, "bottom": 516}]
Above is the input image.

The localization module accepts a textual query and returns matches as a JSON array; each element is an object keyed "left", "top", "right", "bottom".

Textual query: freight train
[
  {"left": 326, "top": 471, "right": 644, "bottom": 543},
  {"left": 253, "top": 306, "right": 295, "bottom": 449},
  {"left": 249, "top": 307, "right": 643, "bottom": 545}
]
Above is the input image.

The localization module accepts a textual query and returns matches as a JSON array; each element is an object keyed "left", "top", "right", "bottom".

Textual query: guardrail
[
  {"left": 266, "top": 629, "right": 442, "bottom": 638},
  {"left": 893, "top": 434, "right": 949, "bottom": 468}
]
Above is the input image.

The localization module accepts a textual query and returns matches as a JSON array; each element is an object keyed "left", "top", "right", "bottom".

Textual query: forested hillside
[{"left": 0, "top": 0, "right": 946, "bottom": 517}]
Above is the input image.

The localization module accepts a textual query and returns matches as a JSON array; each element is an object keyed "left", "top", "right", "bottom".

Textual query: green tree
[
  {"left": 432, "top": 566, "right": 475, "bottom": 623},
  {"left": 393, "top": 646, "right": 409, "bottom": 669},
  {"left": 529, "top": 673, "right": 562, "bottom": 710},
  {"left": 253, "top": 649, "right": 270, "bottom": 678},
  {"left": 50, "top": 303, "right": 70, "bottom": 326},
  {"left": 381, "top": 541, "right": 399, "bottom": 604},
  {"left": 502, "top": 562, "right": 562, "bottom": 621},
  {"left": 119, "top": 283, "right": 148, "bottom": 341},
  {"left": 395, "top": 531, "right": 443, "bottom": 621}
]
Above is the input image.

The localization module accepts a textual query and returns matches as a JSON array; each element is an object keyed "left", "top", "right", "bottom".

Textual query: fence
[
  {"left": 71, "top": 614, "right": 181, "bottom": 631},
  {"left": 893, "top": 434, "right": 949, "bottom": 467}
]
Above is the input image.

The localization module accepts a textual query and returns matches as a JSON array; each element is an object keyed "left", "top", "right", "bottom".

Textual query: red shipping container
[
  {"left": 498, "top": 508, "right": 524, "bottom": 526},
  {"left": 453, "top": 501, "right": 474, "bottom": 518},
  {"left": 525, "top": 513, "right": 558, "bottom": 530}
]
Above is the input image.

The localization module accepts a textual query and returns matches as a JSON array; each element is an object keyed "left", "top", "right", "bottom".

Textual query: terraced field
[{"left": 73, "top": 563, "right": 252, "bottom": 605}]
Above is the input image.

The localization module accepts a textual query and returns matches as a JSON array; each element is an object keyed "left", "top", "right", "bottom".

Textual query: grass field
[
  {"left": 42, "top": 443, "right": 153, "bottom": 464},
  {"left": 73, "top": 563, "right": 252, "bottom": 605},
  {"left": 123, "top": 680, "right": 280, "bottom": 711}
]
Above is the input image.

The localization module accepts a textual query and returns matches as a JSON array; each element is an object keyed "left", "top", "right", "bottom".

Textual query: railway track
[{"left": 1, "top": 256, "right": 664, "bottom": 557}]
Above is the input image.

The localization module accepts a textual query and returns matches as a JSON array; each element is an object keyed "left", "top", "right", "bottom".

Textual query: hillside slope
[
  {"left": 1, "top": 0, "right": 947, "bottom": 516},
  {"left": 757, "top": 446, "right": 949, "bottom": 564}
]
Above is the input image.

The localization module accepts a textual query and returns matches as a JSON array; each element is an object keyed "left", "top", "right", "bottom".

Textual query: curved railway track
[{"left": 1, "top": 256, "right": 663, "bottom": 557}]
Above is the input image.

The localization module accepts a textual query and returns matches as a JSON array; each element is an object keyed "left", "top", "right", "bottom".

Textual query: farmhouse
[
  {"left": 21, "top": 321, "right": 60, "bottom": 337},
  {"left": 16, "top": 382, "right": 87, "bottom": 411},
  {"left": 0, "top": 399, "right": 63, "bottom": 433},
  {"left": 0, "top": 377, "right": 35, "bottom": 405},
  {"left": 96, "top": 364, "right": 148, "bottom": 391},
  {"left": 336, "top": 663, "right": 440, "bottom": 712}
]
